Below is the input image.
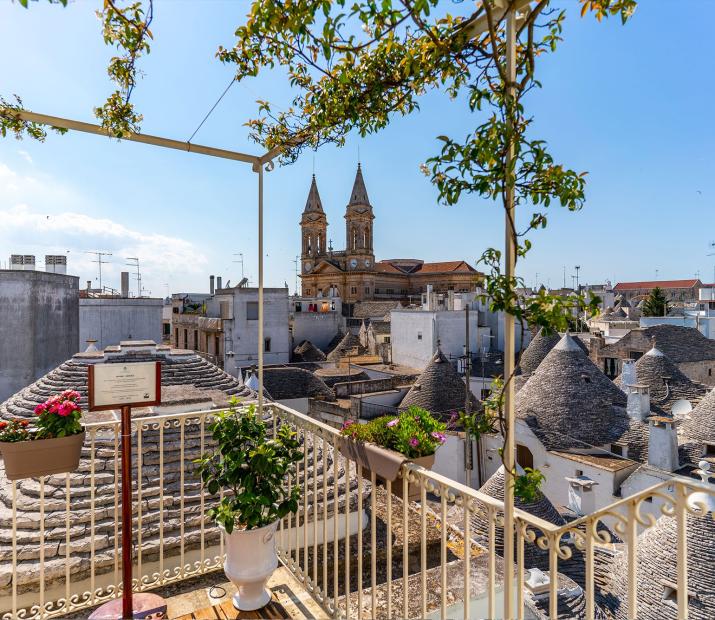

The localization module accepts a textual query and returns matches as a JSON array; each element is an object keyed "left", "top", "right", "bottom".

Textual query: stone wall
[{"left": 0, "top": 270, "right": 79, "bottom": 402}]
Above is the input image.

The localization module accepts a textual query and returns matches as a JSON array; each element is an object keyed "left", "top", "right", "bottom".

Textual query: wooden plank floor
[{"left": 174, "top": 596, "right": 292, "bottom": 620}]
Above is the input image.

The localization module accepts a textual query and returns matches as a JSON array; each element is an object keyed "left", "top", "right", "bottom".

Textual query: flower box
[
  {"left": 0, "top": 430, "right": 85, "bottom": 481},
  {"left": 337, "top": 438, "right": 435, "bottom": 501}
]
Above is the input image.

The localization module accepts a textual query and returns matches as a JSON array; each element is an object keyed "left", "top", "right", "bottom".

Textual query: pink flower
[
  {"left": 409, "top": 437, "right": 419, "bottom": 448},
  {"left": 34, "top": 404, "right": 46, "bottom": 416},
  {"left": 431, "top": 431, "right": 447, "bottom": 444},
  {"left": 49, "top": 402, "right": 60, "bottom": 414},
  {"left": 386, "top": 418, "right": 399, "bottom": 428}
]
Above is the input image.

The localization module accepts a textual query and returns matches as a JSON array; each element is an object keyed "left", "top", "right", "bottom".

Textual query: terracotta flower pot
[
  {"left": 337, "top": 438, "right": 436, "bottom": 501},
  {"left": 0, "top": 431, "right": 85, "bottom": 481}
]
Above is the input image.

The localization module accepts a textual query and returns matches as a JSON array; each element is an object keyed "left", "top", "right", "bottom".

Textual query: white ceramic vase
[{"left": 223, "top": 520, "right": 279, "bottom": 611}]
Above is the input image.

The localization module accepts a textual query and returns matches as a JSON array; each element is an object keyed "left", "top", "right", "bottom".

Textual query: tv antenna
[
  {"left": 126, "top": 257, "right": 141, "bottom": 298},
  {"left": 84, "top": 251, "right": 112, "bottom": 290},
  {"left": 233, "top": 253, "right": 245, "bottom": 280},
  {"left": 293, "top": 255, "right": 300, "bottom": 295},
  {"left": 708, "top": 241, "right": 715, "bottom": 284}
]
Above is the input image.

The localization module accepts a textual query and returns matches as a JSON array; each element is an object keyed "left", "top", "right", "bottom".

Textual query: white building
[
  {"left": 290, "top": 295, "right": 344, "bottom": 352},
  {"left": 209, "top": 286, "right": 290, "bottom": 376}
]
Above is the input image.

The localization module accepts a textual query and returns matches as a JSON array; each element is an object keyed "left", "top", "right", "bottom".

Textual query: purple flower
[
  {"left": 387, "top": 418, "right": 399, "bottom": 428},
  {"left": 431, "top": 431, "right": 447, "bottom": 444},
  {"left": 409, "top": 437, "right": 419, "bottom": 448}
]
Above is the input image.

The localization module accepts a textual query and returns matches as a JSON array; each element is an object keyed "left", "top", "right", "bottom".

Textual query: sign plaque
[{"left": 88, "top": 362, "right": 161, "bottom": 411}]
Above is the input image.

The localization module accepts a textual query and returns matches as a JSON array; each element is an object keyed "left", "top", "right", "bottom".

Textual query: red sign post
[{"left": 87, "top": 362, "right": 163, "bottom": 619}]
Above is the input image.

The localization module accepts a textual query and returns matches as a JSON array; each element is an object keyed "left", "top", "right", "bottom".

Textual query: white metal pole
[
  {"left": 257, "top": 163, "right": 264, "bottom": 414},
  {"left": 503, "top": 7, "right": 517, "bottom": 619}
]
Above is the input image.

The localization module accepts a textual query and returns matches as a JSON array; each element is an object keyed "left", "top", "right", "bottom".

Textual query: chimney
[
  {"left": 45, "top": 255, "right": 67, "bottom": 274},
  {"left": 217, "top": 276, "right": 222, "bottom": 290},
  {"left": 626, "top": 384, "right": 650, "bottom": 420},
  {"left": 120, "top": 271, "right": 130, "bottom": 298},
  {"left": 425, "top": 284, "right": 434, "bottom": 311},
  {"left": 9, "top": 255, "right": 24, "bottom": 271},
  {"left": 621, "top": 359, "right": 636, "bottom": 386},
  {"left": 23, "top": 255, "right": 36, "bottom": 271},
  {"left": 86, "top": 280, "right": 92, "bottom": 291},
  {"left": 648, "top": 416, "right": 679, "bottom": 472},
  {"left": 566, "top": 475, "right": 598, "bottom": 516},
  {"left": 209, "top": 275, "right": 215, "bottom": 295}
]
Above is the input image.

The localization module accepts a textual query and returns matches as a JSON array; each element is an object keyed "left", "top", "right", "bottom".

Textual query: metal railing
[{"left": 2, "top": 402, "right": 715, "bottom": 619}]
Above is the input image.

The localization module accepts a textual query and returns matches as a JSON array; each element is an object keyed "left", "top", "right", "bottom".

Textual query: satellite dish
[{"left": 671, "top": 399, "right": 692, "bottom": 419}]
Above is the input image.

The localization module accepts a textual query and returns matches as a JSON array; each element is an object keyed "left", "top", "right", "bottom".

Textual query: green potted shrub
[
  {"left": 0, "top": 390, "right": 85, "bottom": 481},
  {"left": 339, "top": 405, "right": 447, "bottom": 499},
  {"left": 195, "top": 401, "right": 302, "bottom": 611}
]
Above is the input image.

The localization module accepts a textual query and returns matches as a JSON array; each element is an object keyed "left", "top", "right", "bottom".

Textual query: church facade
[{"left": 300, "top": 165, "right": 482, "bottom": 303}]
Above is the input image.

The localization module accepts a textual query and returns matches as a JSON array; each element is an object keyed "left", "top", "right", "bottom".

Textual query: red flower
[
  {"left": 34, "top": 403, "right": 46, "bottom": 416},
  {"left": 0, "top": 422, "right": 7, "bottom": 430}
]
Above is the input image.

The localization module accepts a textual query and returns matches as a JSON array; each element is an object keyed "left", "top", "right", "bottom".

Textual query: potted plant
[
  {"left": 195, "top": 402, "right": 302, "bottom": 611},
  {"left": 339, "top": 405, "right": 447, "bottom": 500},
  {"left": 0, "top": 390, "right": 85, "bottom": 480}
]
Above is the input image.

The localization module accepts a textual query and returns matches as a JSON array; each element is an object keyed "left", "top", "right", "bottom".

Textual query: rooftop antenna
[
  {"left": 126, "top": 257, "right": 141, "bottom": 298},
  {"left": 293, "top": 255, "right": 300, "bottom": 295},
  {"left": 84, "top": 251, "right": 112, "bottom": 290},
  {"left": 574, "top": 265, "right": 581, "bottom": 291},
  {"left": 708, "top": 241, "right": 715, "bottom": 284},
  {"left": 233, "top": 253, "right": 245, "bottom": 280}
]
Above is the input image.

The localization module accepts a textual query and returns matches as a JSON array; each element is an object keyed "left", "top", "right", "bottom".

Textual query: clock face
[
  {"left": 303, "top": 262, "right": 312, "bottom": 273},
  {"left": 364, "top": 259, "right": 372, "bottom": 268},
  {"left": 349, "top": 258, "right": 358, "bottom": 269}
]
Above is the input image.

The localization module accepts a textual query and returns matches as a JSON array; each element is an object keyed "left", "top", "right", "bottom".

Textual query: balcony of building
[{"left": 2, "top": 402, "right": 714, "bottom": 620}]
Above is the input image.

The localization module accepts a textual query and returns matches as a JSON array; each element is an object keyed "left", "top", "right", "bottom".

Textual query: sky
[{"left": 1, "top": 1, "right": 714, "bottom": 296}]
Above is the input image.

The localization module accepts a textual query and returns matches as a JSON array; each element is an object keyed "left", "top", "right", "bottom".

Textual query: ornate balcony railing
[{"left": 2, "top": 402, "right": 714, "bottom": 619}]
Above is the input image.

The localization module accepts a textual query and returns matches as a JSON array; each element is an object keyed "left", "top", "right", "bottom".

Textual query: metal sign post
[{"left": 87, "top": 362, "right": 162, "bottom": 619}]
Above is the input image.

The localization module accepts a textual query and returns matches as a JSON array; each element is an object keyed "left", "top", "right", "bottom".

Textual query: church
[{"left": 300, "top": 164, "right": 482, "bottom": 303}]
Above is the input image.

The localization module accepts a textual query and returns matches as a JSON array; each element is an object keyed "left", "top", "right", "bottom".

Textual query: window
[
  {"left": 611, "top": 444, "right": 623, "bottom": 457},
  {"left": 305, "top": 288, "right": 311, "bottom": 295},
  {"left": 384, "top": 336, "right": 391, "bottom": 344},
  {"left": 183, "top": 329, "right": 188, "bottom": 348},
  {"left": 365, "top": 287, "right": 370, "bottom": 294},
  {"left": 163, "top": 323, "right": 170, "bottom": 336},
  {"left": 629, "top": 351, "right": 643, "bottom": 361},
  {"left": 351, "top": 287, "right": 357, "bottom": 294},
  {"left": 710, "top": 368, "right": 713, "bottom": 377},
  {"left": 704, "top": 443, "right": 715, "bottom": 457},
  {"left": 194, "top": 330, "right": 198, "bottom": 350},
  {"left": 417, "top": 331, "right": 423, "bottom": 341},
  {"left": 386, "top": 288, "right": 394, "bottom": 294},
  {"left": 172, "top": 307, "right": 179, "bottom": 314},
  {"left": 575, "top": 469, "right": 584, "bottom": 477},
  {"left": 214, "top": 336, "right": 220, "bottom": 356},
  {"left": 247, "top": 301, "right": 259, "bottom": 320},
  {"left": 264, "top": 337, "right": 271, "bottom": 352},
  {"left": 174, "top": 328, "right": 179, "bottom": 346}
]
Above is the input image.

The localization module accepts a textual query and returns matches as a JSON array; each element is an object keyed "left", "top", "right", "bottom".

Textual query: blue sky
[{"left": 1, "top": 1, "right": 713, "bottom": 296}]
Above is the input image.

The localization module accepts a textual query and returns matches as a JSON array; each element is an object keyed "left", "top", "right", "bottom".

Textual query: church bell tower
[
  {"left": 300, "top": 175, "right": 328, "bottom": 276},
  {"left": 344, "top": 164, "right": 375, "bottom": 272}
]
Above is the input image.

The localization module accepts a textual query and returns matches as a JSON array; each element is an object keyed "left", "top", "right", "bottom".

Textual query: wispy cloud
[
  {"left": 0, "top": 162, "right": 208, "bottom": 292},
  {"left": 17, "top": 150, "right": 33, "bottom": 165}
]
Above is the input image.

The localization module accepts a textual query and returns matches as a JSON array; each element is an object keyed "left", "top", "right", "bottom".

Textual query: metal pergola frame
[{"left": 1, "top": 3, "right": 526, "bottom": 614}]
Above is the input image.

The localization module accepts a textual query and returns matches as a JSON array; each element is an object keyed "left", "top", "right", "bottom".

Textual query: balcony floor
[{"left": 166, "top": 566, "right": 325, "bottom": 620}]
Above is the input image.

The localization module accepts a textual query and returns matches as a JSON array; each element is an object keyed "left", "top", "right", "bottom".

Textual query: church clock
[
  {"left": 349, "top": 258, "right": 358, "bottom": 269},
  {"left": 303, "top": 261, "right": 312, "bottom": 273}
]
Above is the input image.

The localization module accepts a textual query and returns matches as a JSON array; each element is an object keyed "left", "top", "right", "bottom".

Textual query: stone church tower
[
  {"left": 300, "top": 175, "right": 327, "bottom": 275},
  {"left": 344, "top": 164, "right": 375, "bottom": 272}
]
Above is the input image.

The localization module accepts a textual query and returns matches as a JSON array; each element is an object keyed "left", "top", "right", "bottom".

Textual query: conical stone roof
[
  {"left": 614, "top": 346, "right": 707, "bottom": 413},
  {"left": 400, "top": 348, "right": 477, "bottom": 414},
  {"left": 516, "top": 334, "right": 633, "bottom": 452},
  {"left": 518, "top": 329, "right": 562, "bottom": 375},
  {"left": 326, "top": 331, "right": 364, "bottom": 361},
  {"left": 0, "top": 343, "right": 362, "bottom": 602},
  {"left": 471, "top": 465, "right": 565, "bottom": 569},
  {"left": 293, "top": 339, "right": 327, "bottom": 363},
  {"left": 680, "top": 386, "right": 715, "bottom": 446},
  {"left": 609, "top": 466, "right": 715, "bottom": 620},
  {"left": 263, "top": 367, "right": 335, "bottom": 401},
  {"left": 348, "top": 163, "right": 370, "bottom": 206},
  {"left": 303, "top": 175, "right": 324, "bottom": 213}
]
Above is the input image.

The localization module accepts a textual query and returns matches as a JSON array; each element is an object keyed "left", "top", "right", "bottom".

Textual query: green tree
[
  {"left": 0, "top": 0, "right": 637, "bottom": 499},
  {"left": 642, "top": 287, "right": 668, "bottom": 317}
]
